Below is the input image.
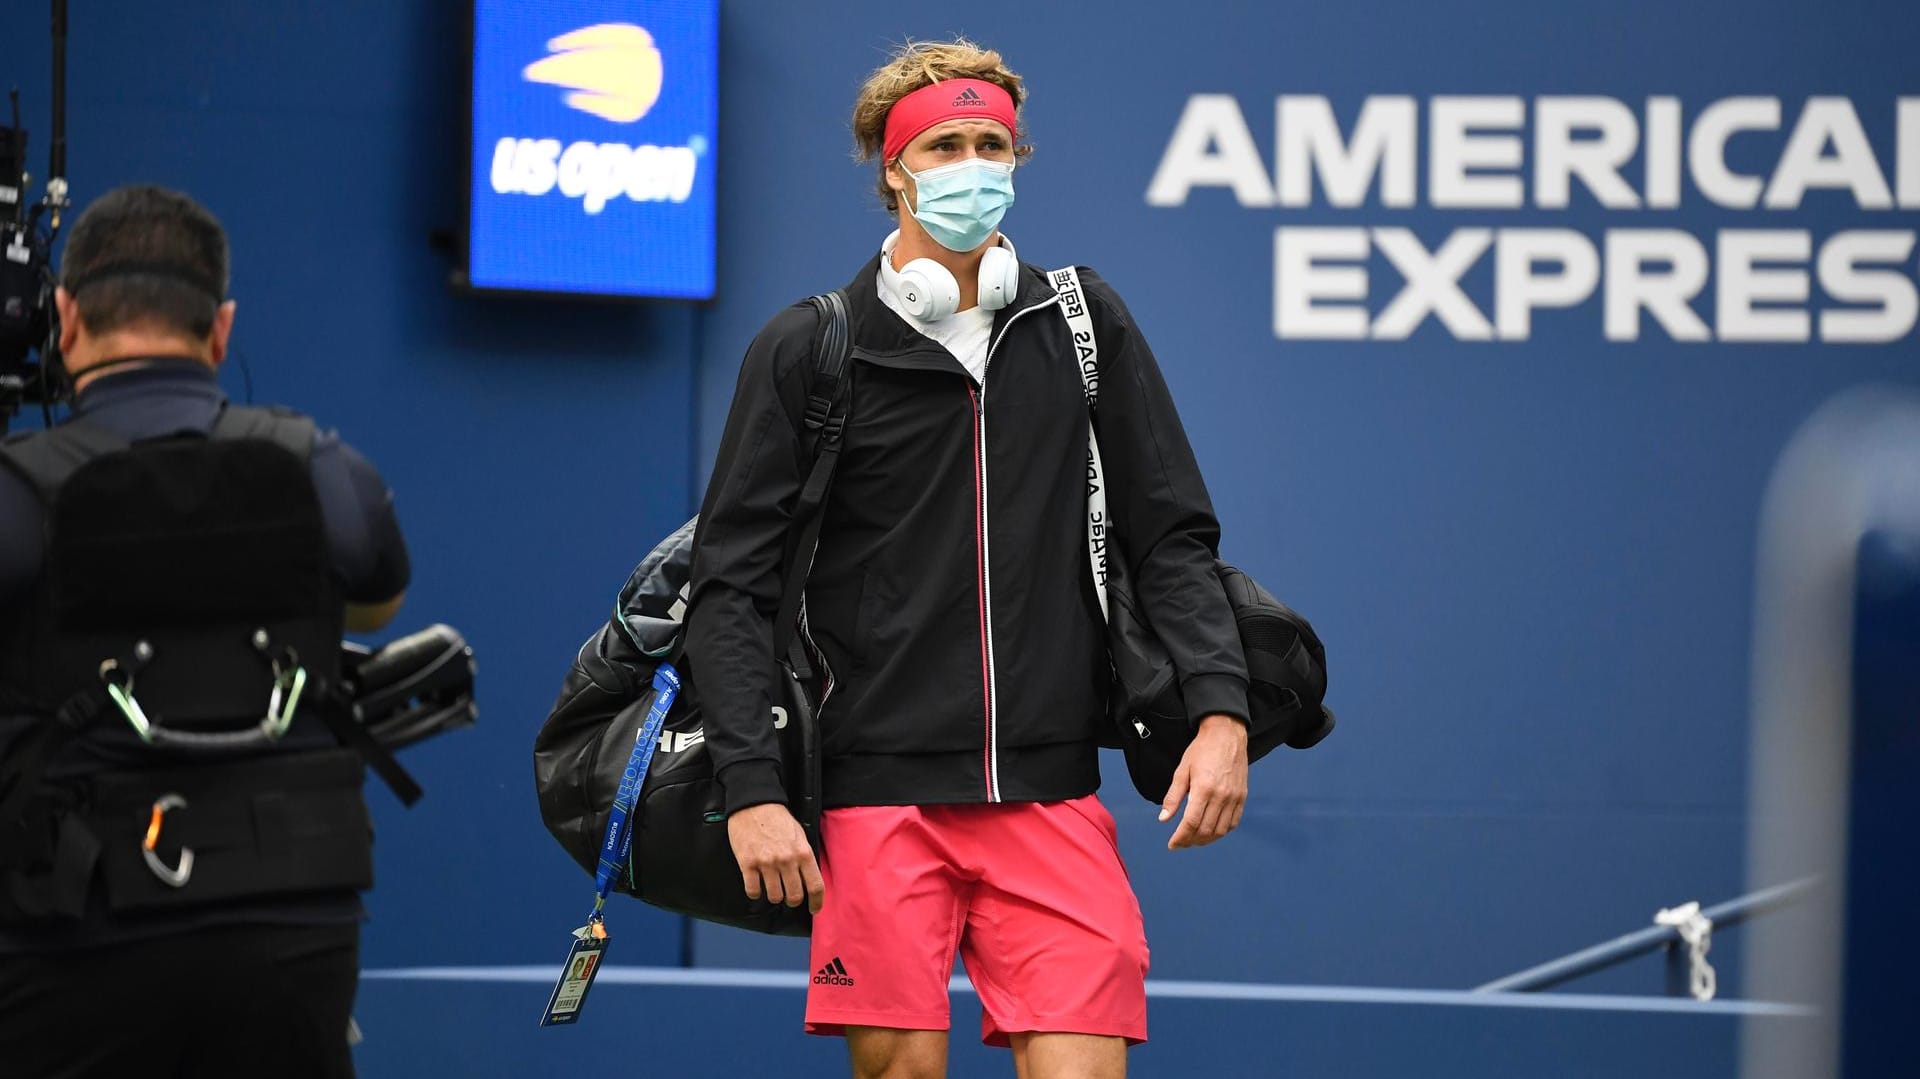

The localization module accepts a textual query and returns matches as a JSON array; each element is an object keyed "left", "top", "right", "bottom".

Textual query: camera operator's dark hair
[{"left": 59, "top": 185, "right": 229, "bottom": 339}]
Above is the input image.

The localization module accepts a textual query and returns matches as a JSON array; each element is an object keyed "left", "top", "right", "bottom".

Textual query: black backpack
[{"left": 532, "top": 292, "right": 849, "bottom": 936}]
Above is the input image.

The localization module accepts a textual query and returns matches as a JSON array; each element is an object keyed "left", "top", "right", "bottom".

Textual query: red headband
[{"left": 882, "top": 79, "right": 1017, "bottom": 164}]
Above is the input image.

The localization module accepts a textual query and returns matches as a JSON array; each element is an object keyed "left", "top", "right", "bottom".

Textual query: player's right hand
[{"left": 727, "top": 802, "right": 824, "bottom": 913}]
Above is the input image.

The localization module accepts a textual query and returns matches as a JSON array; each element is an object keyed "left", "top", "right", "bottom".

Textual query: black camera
[
  {"left": 341, "top": 625, "right": 479, "bottom": 750},
  {"left": 1, "top": 107, "right": 58, "bottom": 404},
  {"left": 2, "top": 1, "right": 73, "bottom": 429}
]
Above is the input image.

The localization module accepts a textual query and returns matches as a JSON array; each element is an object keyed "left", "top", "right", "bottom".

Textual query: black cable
[
  {"left": 233, "top": 343, "right": 254, "bottom": 403},
  {"left": 37, "top": 262, "right": 57, "bottom": 428},
  {"left": 687, "top": 302, "right": 706, "bottom": 517},
  {"left": 5, "top": 90, "right": 22, "bottom": 231},
  {"left": 48, "top": 0, "right": 66, "bottom": 192}
]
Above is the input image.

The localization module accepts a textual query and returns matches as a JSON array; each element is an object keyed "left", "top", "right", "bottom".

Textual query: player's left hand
[{"left": 1161, "top": 714, "right": 1250, "bottom": 850}]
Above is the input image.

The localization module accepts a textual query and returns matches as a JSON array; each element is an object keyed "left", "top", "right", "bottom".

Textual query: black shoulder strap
[
  {"left": 0, "top": 423, "right": 134, "bottom": 504},
  {"left": 211, "top": 405, "right": 317, "bottom": 464},
  {"left": 800, "top": 290, "right": 851, "bottom": 451},
  {"left": 772, "top": 291, "right": 852, "bottom": 659},
  {"left": 0, "top": 406, "right": 316, "bottom": 503},
  {"left": 313, "top": 703, "right": 425, "bottom": 807}
]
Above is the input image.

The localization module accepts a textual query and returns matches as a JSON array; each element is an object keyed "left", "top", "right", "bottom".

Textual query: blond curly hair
[{"left": 851, "top": 38, "right": 1033, "bottom": 212}]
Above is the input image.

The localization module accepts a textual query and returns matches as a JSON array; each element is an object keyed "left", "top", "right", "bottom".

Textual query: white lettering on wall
[{"left": 1150, "top": 94, "right": 1920, "bottom": 344}]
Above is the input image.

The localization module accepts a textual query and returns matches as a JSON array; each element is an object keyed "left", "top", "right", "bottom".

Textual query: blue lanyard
[{"left": 590, "top": 663, "right": 681, "bottom": 923}]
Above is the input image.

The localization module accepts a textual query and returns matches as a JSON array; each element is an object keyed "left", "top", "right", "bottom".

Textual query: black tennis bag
[
  {"left": 1104, "top": 553, "right": 1334, "bottom": 803},
  {"left": 531, "top": 520, "right": 821, "bottom": 936},
  {"left": 1044, "top": 263, "right": 1333, "bottom": 805},
  {"left": 533, "top": 292, "right": 848, "bottom": 937}
]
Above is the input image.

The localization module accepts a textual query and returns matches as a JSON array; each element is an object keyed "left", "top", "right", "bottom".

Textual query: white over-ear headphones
[{"left": 881, "top": 231, "right": 1020, "bottom": 321}]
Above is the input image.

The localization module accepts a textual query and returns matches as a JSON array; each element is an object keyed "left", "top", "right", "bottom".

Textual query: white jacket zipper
[{"left": 971, "top": 294, "right": 1061, "bottom": 802}]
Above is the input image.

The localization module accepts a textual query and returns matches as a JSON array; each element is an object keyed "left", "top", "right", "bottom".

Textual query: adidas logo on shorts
[{"left": 812, "top": 957, "right": 855, "bottom": 987}]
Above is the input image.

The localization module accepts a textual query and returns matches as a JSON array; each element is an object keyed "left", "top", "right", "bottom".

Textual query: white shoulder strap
[{"left": 1050, "top": 266, "right": 1110, "bottom": 624}]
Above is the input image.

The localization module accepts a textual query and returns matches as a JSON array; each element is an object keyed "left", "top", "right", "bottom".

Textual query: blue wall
[{"left": 10, "top": 0, "right": 1918, "bottom": 1074}]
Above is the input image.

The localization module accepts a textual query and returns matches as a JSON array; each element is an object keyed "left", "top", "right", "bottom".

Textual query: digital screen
[{"left": 467, "top": 0, "right": 717, "bottom": 299}]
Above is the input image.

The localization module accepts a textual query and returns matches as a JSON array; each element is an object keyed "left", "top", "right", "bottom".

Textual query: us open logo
[
  {"left": 489, "top": 22, "right": 707, "bottom": 214},
  {"left": 524, "top": 23, "right": 665, "bottom": 122}
]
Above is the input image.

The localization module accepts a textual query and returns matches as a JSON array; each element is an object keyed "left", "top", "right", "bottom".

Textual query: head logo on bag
[
  {"left": 658, "top": 729, "right": 705, "bottom": 754},
  {"left": 654, "top": 704, "right": 784, "bottom": 754}
]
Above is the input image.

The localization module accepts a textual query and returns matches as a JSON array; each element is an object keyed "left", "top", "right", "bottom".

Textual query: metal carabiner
[
  {"left": 261, "top": 659, "right": 306, "bottom": 740},
  {"left": 141, "top": 793, "right": 194, "bottom": 888},
  {"left": 100, "top": 656, "right": 155, "bottom": 743},
  {"left": 254, "top": 633, "right": 304, "bottom": 740}
]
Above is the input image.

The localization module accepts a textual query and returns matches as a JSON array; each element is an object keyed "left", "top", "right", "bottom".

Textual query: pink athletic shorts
[{"left": 803, "top": 794, "right": 1149, "bottom": 1047}]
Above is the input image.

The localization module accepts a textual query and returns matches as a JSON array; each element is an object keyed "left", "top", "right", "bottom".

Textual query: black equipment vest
[
  {"left": 2, "top": 405, "right": 342, "bottom": 729},
  {"left": 0, "top": 405, "right": 374, "bottom": 922}
]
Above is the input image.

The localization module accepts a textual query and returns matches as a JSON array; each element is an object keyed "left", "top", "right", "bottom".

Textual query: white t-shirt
[{"left": 875, "top": 236, "right": 1003, "bottom": 383}]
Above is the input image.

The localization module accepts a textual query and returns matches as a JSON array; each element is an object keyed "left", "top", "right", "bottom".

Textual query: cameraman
[{"left": 0, "top": 185, "right": 409, "bottom": 1078}]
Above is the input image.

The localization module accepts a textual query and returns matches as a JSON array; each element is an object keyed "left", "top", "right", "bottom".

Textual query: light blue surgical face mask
[{"left": 899, "top": 157, "right": 1016, "bottom": 253}]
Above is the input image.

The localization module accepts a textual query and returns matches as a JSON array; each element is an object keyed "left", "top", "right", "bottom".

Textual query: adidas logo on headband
[{"left": 882, "top": 79, "right": 1018, "bottom": 163}]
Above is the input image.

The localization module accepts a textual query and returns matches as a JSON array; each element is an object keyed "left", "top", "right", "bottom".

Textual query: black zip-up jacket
[{"left": 686, "top": 252, "right": 1248, "bottom": 812}]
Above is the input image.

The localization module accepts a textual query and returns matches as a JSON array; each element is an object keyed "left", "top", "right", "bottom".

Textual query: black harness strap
[
  {"left": 211, "top": 404, "right": 317, "bottom": 463},
  {"left": 0, "top": 423, "right": 133, "bottom": 502},
  {"left": 314, "top": 697, "right": 424, "bottom": 806},
  {"left": 0, "top": 401, "right": 312, "bottom": 499}
]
